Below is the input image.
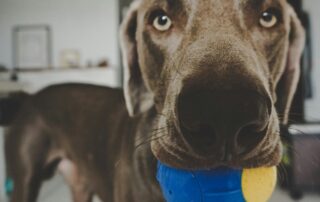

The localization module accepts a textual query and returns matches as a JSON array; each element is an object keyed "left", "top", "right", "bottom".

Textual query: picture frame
[{"left": 12, "top": 25, "right": 52, "bottom": 70}]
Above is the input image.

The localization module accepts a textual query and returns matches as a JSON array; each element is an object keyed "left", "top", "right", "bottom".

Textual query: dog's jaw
[
  {"left": 151, "top": 134, "right": 282, "bottom": 170},
  {"left": 150, "top": 110, "right": 283, "bottom": 170}
]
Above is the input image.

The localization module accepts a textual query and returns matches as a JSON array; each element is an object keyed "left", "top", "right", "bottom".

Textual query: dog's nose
[{"left": 177, "top": 89, "right": 271, "bottom": 158}]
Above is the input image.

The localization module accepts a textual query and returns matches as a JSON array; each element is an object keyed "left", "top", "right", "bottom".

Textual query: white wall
[
  {"left": 303, "top": 0, "right": 320, "bottom": 121},
  {"left": 0, "top": 0, "right": 119, "bottom": 68}
]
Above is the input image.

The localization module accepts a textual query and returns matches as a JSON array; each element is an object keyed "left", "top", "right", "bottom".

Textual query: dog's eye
[
  {"left": 260, "top": 9, "right": 279, "bottom": 28},
  {"left": 153, "top": 14, "right": 172, "bottom": 31}
]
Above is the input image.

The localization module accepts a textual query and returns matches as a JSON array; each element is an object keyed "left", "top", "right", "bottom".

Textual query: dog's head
[{"left": 120, "top": 0, "right": 305, "bottom": 169}]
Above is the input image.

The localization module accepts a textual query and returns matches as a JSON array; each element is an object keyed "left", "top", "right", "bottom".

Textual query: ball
[
  {"left": 157, "top": 161, "right": 277, "bottom": 202},
  {"left": 242, "top": 167, "right": 277, "bottom": 202}
]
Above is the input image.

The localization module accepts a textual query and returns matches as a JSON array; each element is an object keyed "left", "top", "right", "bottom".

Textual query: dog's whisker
[
  {"left": 155, "top": 113, "right": 170, "bottom": 120},
  {"left": 134, "top": 134, "right": 168, "bottom": 150},
  {"left": 277, "top": 162, "right": 289, "bottom": 184},
  {"left": 134, "top": 127, "right": 168, "bottom": 142},
  {"left": 134, "top": 121, "right": 176, "bottom": 150},
  {"left": 134, "top": 122, "right": 174, "bottom": 147}
]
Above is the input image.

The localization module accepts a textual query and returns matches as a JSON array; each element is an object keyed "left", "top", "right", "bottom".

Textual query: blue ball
[{"left": 157, "top": 161, "right": 245, "bottom": 202}]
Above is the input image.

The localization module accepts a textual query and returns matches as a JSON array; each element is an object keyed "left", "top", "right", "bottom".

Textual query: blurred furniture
[
  {"left": 0, "top": 67, "right": 120, "bottom": 94},
  {"left": 281, "top": 124, "right": 320, "bottom": 199},
  {"left": 0, "top": 81, "right": 24, "bottom": 93},
  {"left": 280, "top": 0, "right": 320, "bottom": 200}
]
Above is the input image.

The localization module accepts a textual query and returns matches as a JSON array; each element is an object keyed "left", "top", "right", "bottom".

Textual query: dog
[{"left": 2, "top": 0, "right": 305, "bottom": 201}]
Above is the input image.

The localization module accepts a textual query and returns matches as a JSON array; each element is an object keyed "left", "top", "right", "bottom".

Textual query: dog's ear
[
  {"left": 276, "top": 6, "right": 305, "bottom": 125},
  {"left": 120, "top": 0, "right": 154, "bottom": 117}
]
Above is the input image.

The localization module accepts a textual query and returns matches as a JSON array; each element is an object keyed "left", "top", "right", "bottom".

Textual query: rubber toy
[{"left": 157, "top": 161, "right": 276, "bottom": 202}]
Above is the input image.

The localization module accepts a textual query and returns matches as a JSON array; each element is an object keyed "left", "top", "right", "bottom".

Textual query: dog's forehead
[
  {"left": 140, "top": 0, "right": 286, "bottom": 10},
  {"left": 137, "top": 0, "right": 289, "bottom": 33}
]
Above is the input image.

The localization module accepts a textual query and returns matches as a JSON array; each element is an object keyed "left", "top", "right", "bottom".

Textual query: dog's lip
[
  {"left": 151, "top": 125, "right": 282, "bottom": 170},
  {"left": 152, "top": 142, "right": 280, "bottom": 171}
]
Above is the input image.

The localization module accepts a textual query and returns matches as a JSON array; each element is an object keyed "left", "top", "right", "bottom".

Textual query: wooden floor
[{"left": 0, "top": 127, "right": 319, "bottom": 202}]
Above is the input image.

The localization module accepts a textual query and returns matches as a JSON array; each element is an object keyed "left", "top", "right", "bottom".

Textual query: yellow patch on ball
[{"left": 242, "top": 167, "right": 277, "bottom": 202}]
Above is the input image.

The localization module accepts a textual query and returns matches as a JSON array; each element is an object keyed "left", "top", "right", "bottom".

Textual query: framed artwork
[{"left": 13, "top": 25, "right": 52, "bottom": 70}]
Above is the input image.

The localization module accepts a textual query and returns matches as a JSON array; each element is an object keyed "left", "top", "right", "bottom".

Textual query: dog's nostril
[{"left": 236, "top": 123, "right": 268, "bottom": 155}]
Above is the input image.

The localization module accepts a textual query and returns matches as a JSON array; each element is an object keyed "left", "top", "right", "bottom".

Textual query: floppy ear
[
  {"left": 276, "top": 6, "right": 305, "bottom": 125},
  {"left": 120, "top": 0, "right": 154, "bottom": 117}
]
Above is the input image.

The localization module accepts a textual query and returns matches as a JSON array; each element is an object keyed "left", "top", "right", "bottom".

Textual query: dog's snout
[{"left": 177, "top": 89, "right": 271, "bottom": 158}]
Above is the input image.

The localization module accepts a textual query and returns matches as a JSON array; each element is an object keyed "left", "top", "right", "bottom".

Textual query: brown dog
[{"left": 3, "top": 0, "right": 305, "bottom": 201}]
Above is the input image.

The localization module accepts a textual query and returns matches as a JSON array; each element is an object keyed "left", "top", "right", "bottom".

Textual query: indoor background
[{"left": 0, "top": 0, "right": 320, "bottom": 201}]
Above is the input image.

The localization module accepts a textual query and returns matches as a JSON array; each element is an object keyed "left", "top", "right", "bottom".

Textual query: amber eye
[
  {"left": 260, "top": 9, "right": 279, "bottom": 28},
  {"left": 153, "top": 14, "right": 172, "bottom": 31}
]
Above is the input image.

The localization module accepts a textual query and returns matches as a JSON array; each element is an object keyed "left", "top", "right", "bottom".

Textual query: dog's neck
[{"left": 113, "top": 107, "right": 164, "bottom": 201}]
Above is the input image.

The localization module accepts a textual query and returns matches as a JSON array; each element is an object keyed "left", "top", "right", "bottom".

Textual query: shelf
[{"left": 0, "top": 67, "right": 120, "bottom": 94}]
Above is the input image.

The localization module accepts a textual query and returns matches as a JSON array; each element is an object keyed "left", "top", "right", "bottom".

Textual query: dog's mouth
[{"left": 150, "top": 116, "right": 282, "bottom": 170}]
